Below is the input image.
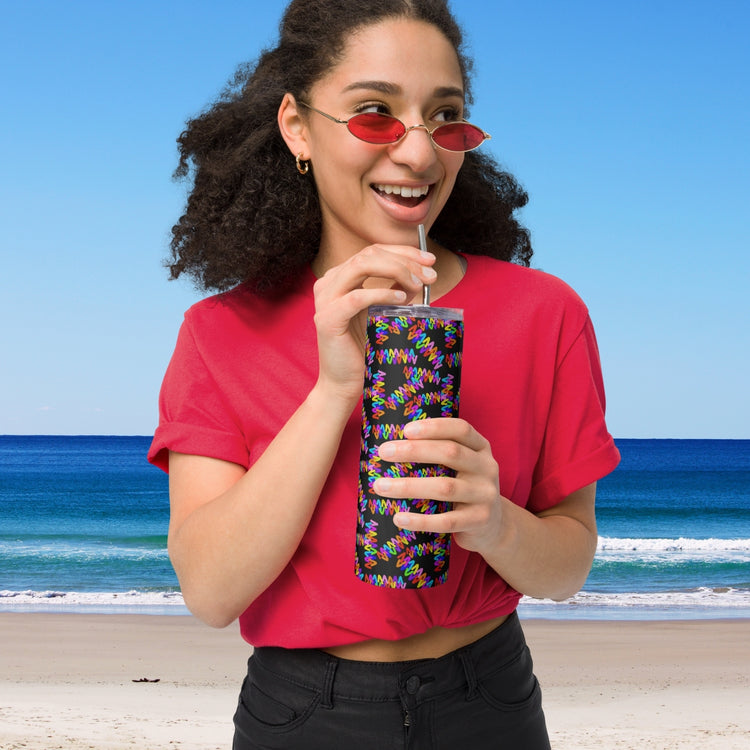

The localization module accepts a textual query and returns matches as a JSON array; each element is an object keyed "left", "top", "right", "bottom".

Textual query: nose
[{"left": 388, "top": 123, "right": 438, "bottom": 172}]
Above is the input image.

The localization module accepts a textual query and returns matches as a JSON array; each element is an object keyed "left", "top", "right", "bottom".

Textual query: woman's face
[{"left": 298, "top": 18, "right": 467, "bottom": 257}]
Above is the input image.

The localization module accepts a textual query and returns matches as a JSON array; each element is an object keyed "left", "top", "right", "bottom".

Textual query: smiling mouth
[{"left": 372, "top": 183, "right": 431, "bottom": 207}]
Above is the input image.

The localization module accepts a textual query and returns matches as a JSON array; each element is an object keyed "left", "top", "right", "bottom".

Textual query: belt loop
[
  {"left": 459, "top": 650, "right": 478, "bottom": 701},
  {"left": 320, "top": 656, "right": 338, "bottom": 709}
]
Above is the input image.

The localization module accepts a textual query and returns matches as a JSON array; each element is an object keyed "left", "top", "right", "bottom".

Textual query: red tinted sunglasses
[{"left": 298, "top": 101, "right": 491, "bottom": 153}]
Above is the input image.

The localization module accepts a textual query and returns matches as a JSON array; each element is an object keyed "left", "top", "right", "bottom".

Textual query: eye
[
  {"left": 432, "top": 106, "right": 463, "bottom": 123},
  {"left": 353, "top": 101, "right": 391, "bottom": 116}
]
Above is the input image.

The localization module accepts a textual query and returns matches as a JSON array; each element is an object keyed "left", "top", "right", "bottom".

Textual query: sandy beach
[{"left": 1, "top": 613, "right": 748, "bottom": 749}]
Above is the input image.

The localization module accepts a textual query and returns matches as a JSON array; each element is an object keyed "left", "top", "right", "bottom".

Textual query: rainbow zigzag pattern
[{"left": 356, "top": 312, "right": 463, "bottom": 589}]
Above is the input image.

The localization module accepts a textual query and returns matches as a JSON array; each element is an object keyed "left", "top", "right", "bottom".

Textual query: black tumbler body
[{"left": 356, "top": 304, "right": 464, "bottom": 588}]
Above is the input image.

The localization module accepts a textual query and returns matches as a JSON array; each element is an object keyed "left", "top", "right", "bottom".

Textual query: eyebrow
[{"left": 341, "top": 81, "right": 465, "bottom": 100}]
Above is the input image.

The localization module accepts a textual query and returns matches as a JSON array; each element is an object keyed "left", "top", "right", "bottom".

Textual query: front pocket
[
  {"left": 476, "top": 645, "right": 542, "bottom": 711},
  {"left": 235, "top": 660, "right": 321, "bottom": 735},
  {"left": 244, "top": 682, "right": 300, "bottom": 726}
]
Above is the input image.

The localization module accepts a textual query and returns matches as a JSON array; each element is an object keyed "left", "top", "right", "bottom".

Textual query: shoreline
[
  {"left": 4, "top": 604, "right": 750, "bottom": 620},
  {"left": 4, "top": 590, "right": 750, "bottom": 621},
  {"left": 2, "top": 613, "right": 749, "bottom": 749}
]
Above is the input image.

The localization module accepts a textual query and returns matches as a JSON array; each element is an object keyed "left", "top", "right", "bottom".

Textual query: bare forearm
[
  {"left": 168, "top": 383, "right": 355, "bottom": 627},
  {"left": 483, "top": 485, "right": 598, "bottom": 601}
]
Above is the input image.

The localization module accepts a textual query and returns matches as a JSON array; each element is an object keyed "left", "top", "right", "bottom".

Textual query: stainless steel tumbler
[{"left": 356, "top": 304, "right": 464, "bottom": 588}]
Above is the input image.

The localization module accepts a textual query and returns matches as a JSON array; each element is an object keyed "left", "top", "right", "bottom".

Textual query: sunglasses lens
[
  {"left": 348, "top": 113, "right": 405, "bottom": 144},
  {"left": 346, "top": 112, "right": 488, "bottom": 151},
  {"left": 432, "top": 123, "right": 487, "bottom": 152}
]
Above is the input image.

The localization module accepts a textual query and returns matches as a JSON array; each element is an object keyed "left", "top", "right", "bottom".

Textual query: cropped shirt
[{"left": 149, "top": 254, "right": 620, "bottom": 648}]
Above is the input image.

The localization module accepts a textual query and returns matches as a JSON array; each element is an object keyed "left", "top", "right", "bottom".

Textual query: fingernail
[
  {"left": 393, "top": 290, "right": 407, "bottom": 302},
  {"left": 423, "top": 267, "right": 437, "bottom": 280},
  {"left": 410, "top": 273, "right": 421, "bottom": 285},
  {"left": 375, "top": 478, "right": 391, "bottom": 492},
  {"left": 403, "top": 421, "right": 423, "bottom": 437},
  {"left": 378, "top": 443, "right": 396, "bottom": 459},
  {"left": 393, "top": 513, "right": 410, "bottom": 529}
]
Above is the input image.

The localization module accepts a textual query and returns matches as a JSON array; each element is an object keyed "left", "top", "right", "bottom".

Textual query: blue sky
[{"left": 1, "top": 0, "right": 747, "bottom": 438}]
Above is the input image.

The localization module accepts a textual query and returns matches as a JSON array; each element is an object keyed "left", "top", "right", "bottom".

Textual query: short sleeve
[
  {"left": 147, "top": 316, "right": 250, "bottom": 472},
  {"left": 527, "top": 315, "right": 620, "bottom": 512}
]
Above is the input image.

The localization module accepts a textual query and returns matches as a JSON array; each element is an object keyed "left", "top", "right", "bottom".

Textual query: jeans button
[{"left": 406, "top": 675, "right": 420, "bottom": 695}]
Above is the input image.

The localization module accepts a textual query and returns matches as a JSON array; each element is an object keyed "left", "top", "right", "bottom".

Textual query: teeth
[{"left": 375, "top": 184, "right": 430, "bottom": 198}]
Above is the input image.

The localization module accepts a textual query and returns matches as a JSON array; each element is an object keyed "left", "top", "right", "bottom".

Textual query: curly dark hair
[{"left": 167, "top": 0, "right": 532, "bottom": 295}]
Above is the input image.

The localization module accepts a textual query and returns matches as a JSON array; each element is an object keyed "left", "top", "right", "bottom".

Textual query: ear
[{"left": 278, "top": 93, "right": 310, "bottom": 160}]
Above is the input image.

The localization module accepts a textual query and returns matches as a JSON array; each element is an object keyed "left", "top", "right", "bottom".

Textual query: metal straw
[{"left": 418, "top": 224, "right": 430, "bottom": 306}]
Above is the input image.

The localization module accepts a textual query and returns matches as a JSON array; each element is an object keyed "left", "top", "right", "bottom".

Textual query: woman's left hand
[{"left": 373, "top": 418, "right": 504, "bottom": 557}]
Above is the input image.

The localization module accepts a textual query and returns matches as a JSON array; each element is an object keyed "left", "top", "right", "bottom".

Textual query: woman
[{"left": 149, "top": 1, "right": 620, "bottom": 747}]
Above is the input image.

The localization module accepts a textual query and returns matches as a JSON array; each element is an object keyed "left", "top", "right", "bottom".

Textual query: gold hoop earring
[{"left": 296, "top": 153, "right": 310, "bottom": 175}]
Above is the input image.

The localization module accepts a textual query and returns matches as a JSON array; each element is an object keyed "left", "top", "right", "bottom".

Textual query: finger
[
  {"left": 393, "top": 507, "right": 468, "bottom": 534},
  {"left": 402, "top": 418, "right": 489, "bottom": 452},
  {"left": 367, "top": 242, "right": 437, "bottom": 268},
  {"left": 349, "top": 246, "right": 436, "bottom": 296},
  {"left": 373, "top": 474, "right": 462, "bottom": 502},
  {"left": 393, "top": 492, "right": 497, "bottom": 530},
  {"left": 316, "top": 244, "right": 436, "bottom": 301},
  {"left": 374, "top": 475, "right": 497, "bottom": 517},
  {"left": 314, "top": 286, "right": 408, "bottom": 336},
  {"left": 377, "top": 436, "right": 482, "bottom": 474}
]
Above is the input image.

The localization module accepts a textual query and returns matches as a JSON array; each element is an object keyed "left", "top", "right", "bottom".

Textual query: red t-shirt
[{"left": 149, "top": 255, "right": 620, "bottom": 648}]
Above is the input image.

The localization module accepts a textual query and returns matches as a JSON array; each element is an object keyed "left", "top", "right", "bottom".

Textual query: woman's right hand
[{"left": 311, "top": 243, "right": 437, "bottom": 405}]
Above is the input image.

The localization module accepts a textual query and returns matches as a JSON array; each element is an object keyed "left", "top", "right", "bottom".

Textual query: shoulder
[
  {"left": 183, "top": 284, "right": 256, "bottom": 327},
  {"left": 183, "top": 278, "right": 313, "bottom": 336},
  {"left": 462, "top": 254, "right": 588, "bottom": 317}
]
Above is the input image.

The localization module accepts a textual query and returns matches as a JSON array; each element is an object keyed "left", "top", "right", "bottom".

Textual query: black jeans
[{"left": 232, "top": 611, "right": 550, "bottom": 749}]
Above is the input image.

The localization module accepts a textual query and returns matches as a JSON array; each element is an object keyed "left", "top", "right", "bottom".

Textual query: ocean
[{"left": 1, "top": 436, "right": 748, "bottom": 619}]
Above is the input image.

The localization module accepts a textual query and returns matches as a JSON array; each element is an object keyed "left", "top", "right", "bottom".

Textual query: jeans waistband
[{"left": 252, "top": 611, "right": 525, "bottom": 703}]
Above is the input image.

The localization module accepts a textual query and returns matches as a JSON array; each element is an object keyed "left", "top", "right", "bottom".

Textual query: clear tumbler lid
[{"left": 368, "top": 304, "right": 463, "bottom": 322}]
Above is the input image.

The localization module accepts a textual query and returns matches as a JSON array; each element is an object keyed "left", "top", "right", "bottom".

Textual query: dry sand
[{"left": 1, "top": 613, "right": 748, "bottom": 749}]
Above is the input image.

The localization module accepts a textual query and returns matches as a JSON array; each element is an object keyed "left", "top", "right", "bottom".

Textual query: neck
[{"left": 310, "top": 232, "right": 364, "bottom": 279}]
